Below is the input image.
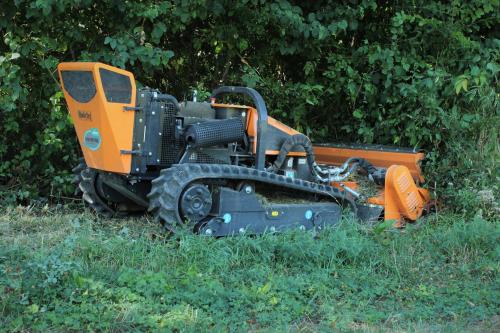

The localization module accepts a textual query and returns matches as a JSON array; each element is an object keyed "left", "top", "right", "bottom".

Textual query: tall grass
[{"left": 1, "top": 208, "right": 499, "bottom": 332}]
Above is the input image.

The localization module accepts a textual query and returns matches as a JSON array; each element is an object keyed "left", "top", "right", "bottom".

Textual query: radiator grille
[
  {"left": 160, "top": 101, "right": 181, "bottom": 165},
  {"left": 188, "top": 151, "right": 228, "bottom": 164}
]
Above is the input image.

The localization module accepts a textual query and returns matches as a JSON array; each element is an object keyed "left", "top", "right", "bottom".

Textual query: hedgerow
[{"left": 1, "top": 1, "right": 498, "bottom": 215}]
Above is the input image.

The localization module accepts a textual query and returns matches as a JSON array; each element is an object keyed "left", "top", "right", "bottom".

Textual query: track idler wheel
[{"left": 180, "top": 184, "right": 213, "bottom": 223}]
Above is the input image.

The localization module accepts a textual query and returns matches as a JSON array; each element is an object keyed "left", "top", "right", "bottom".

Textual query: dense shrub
[{"left": 0, "top": 1, "right": 498, "bottom": 214}]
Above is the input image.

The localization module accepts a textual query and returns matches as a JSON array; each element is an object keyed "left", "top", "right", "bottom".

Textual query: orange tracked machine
[{"left": 59, "top": 62, "right": 430, "bottom": 235}]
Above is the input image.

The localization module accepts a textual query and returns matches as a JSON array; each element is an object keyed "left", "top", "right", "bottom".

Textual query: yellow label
[{"left": 271, "top": 211, "right": 279, "bottom": 217}]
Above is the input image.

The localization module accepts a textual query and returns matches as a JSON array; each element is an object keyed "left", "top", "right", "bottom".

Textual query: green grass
[{"left": 0, "top": 206, "right": 499, "bottom": 332}]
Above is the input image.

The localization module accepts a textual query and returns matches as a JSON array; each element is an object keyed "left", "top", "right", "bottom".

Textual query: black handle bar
[{"left": 211, "top": 86, "right": 268, "bottom": 170}]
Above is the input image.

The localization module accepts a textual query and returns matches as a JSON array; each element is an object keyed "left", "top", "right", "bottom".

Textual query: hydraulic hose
[
  {"left": 271, "top": 134, "right": 316, "bottom": 171},
  {"left": 353, "top": 158, "right": 377, "bottom": 175},
  {"left": 271, "top": 135, "right": 386, "bottom": 185},
  {"left": 342, "top": 157, "right": 385, "bottom": 185}
]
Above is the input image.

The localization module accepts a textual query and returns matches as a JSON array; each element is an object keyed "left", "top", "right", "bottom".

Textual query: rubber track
[
  {"left": 73, "top": 160, "right": 134, "bottom": 218},
  {"left": 71, "top": 158, "right": 86, "bottom": 196},
  {"left": 147, "top": 163, "right": 354, "bottom": 233},
  {"left": 78, "top": 167, "right": 115, "bottom": 217}
]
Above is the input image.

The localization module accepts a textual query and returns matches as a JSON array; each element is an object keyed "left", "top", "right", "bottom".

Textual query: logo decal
[
  {"left": 83, "top": 128, "right": 101, "bottom": 151},
  {"left": 78, "top": 110, "right": 92, "bottom": 121}
]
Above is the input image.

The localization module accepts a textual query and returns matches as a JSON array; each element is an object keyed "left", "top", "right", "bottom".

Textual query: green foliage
[
  {"left": 0, "top": 210, "right": 499, "bottom": 331},
  {"left": 0, "top": 1, "right": 499, "bottom": 213}
]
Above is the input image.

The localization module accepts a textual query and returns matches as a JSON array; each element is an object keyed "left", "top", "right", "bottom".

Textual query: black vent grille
[
  {"left": 160, "top": 101, "right": 181, "bottom": 165},
  {"left": 188, "top": 151, "right": 228, "bottom": 164}
]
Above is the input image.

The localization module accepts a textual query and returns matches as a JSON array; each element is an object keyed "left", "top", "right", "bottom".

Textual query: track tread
[{"left": 147, "top": 163, "right": 354, "bottom": 233}]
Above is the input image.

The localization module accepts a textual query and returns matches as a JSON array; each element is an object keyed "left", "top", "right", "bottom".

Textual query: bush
[{"left": 0, "top": 1, "right": 498, "bottom": 215}]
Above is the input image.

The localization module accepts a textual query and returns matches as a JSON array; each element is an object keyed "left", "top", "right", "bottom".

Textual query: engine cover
[{"left": 58, "top": 62, "right": 136, "bottom": 174}]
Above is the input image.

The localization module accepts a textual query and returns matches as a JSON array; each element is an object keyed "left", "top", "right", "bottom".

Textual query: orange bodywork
[
  {"left": 333, "top": 167, "right": 430, "bottom": 225},
  {"left": 314, "top": 145, "right": 425, "bottom": 183},
  {"left": 367, "top": 166, "right": 431, "bottom": 226},
  {"left": 245, "top": 107, "right": 307, "bottom": 156},
  {"left": 383, "top": 165, "right": 431, "bottom": 225},
  {"left": 314, "top": 145, "right": 430, "bottom": 225},
  {"left": 58, "top": 62, "right": 136, "bottom": 174}
]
